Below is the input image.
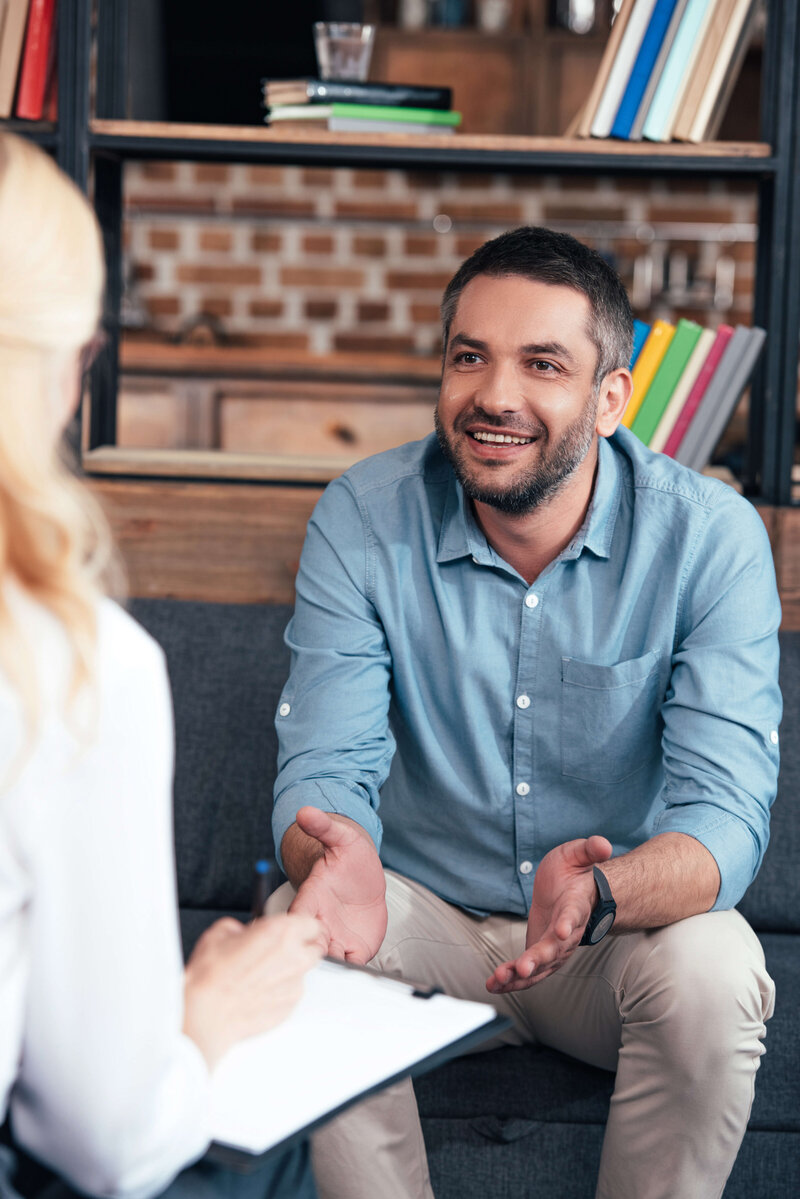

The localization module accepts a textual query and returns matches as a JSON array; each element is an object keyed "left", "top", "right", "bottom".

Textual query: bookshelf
[{"left": 1, "top": 3, "right": 799, "bottom": 517}]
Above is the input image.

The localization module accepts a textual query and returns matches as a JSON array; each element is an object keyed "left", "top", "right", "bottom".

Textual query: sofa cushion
[
  {"left": 737, "top": 632, "right": 800, "bottom": 933},
  {"left": 129, "top": 598, "right": 293, "bottom": 912}
]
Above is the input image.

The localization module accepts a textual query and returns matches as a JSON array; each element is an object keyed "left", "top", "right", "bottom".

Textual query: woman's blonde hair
[{"left": 0, "top": 133, "right": 117, "bottom": 750}]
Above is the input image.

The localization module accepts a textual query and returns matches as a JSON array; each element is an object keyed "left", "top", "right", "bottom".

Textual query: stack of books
[
  {"left": 624, "top": 315, "right": 766, "bottom": 469},
  {"left": 262, "top": 78, "right": 462, "bottom": 135},
  {"left": 0, "top": 0, "right": 58, "bottom": 121},
  {"left": 573, "top": 0, "right": 760, "bottom": 143}
]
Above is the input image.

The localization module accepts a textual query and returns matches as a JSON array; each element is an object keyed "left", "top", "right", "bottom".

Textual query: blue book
[
  {"left": 610, "top": 0, "right": 682, "bottom": 140},
  {"left": 630, "top": 319, "right": 651, "bottom": 369}
]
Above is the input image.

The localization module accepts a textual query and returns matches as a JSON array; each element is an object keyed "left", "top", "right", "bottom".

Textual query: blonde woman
[{"left": 0, "top": 134, "right": 321, "bottom": 1199}]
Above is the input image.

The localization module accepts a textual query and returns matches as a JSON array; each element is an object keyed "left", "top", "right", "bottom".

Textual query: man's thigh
[{"left": 511, "top": 908, "right": 774, "bottom": 1073}]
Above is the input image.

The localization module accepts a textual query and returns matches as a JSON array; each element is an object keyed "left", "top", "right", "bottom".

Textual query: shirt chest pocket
[{"left": 560, "top": 651, "right": 663, "bottom": 784}]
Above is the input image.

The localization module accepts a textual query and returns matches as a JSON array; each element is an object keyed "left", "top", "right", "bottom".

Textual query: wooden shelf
[
  {"left": 83, "top": 445, "right": 363, "bottom": 485},
  {"left": 90, "top": 119, "right": 774, "bottom": 174},
  {"left": 120, "top": 339, "right": 442, "bottom": 384}
]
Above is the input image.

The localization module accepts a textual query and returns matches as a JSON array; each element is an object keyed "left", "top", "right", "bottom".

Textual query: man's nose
[{"left": 475, "top": 362, "right": 524, "bottom": 416}]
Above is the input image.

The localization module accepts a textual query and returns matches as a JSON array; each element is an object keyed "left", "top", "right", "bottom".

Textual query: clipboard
[{"left": 207, "top": 958, "right": 510, "bottom": 1169}]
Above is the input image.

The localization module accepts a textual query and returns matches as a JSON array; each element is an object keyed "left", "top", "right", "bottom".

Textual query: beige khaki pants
[{"left": 268, "top": 870, "right": 774, "bottom": 1199}]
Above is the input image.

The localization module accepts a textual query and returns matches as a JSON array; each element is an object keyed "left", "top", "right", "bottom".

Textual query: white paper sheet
[{"left": 210, "top": 959, "right": 500, "bottom": 1155}]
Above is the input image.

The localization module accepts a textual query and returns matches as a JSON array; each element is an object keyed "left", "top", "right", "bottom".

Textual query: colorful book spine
[
  {"left": 662, "top": 323, "right": 733, "bottom": 457},
  {"left": 623, "top": 319, "right": 675, "bottom": 429},
  {"left": 590, "top": 0, "right": 659, "bottom": 139},
  {"left": 649, "top": 326, "right": 715, "bottom": 452},
  {"left": 630, "top": 319, "right": 651, "bottom": 368},
  {"left": 678, "top": 326, "right": 765, "bottom": 471},
  {"left": 610, "top": 0, "right": 681, "bottom": 140},
  {"left": 14, "top": 0, "right": 55, "bottom": 120},
  {"left": 0, "top": 0, "right": 31, "bottom": 118},
  {"left": 627, "top": 0, "right": 691, "bottom": 140},
  {"left": 630, "top": 317, "right": 703, "bottom": 444},
  {"left": 641, "top": 0, "right": 712, "bottom": 142}
]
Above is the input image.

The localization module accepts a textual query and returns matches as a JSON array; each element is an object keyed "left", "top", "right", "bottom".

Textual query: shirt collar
[{"left": 436, "top": 434, "right": 622, "bottom": 566}]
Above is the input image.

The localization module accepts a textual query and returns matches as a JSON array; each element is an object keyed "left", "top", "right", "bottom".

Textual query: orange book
[{"left": 622, "top": 319, "right": 675, "bottom": 429}]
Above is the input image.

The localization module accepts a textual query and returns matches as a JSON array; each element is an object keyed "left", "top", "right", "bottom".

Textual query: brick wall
[{"left": 123, "top": 161, "right": 758, "bottom": 357}]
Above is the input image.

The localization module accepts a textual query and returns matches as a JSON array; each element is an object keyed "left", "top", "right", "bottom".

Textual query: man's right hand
[{"left": 282, "top": 806, "right": 387, "bottom": 965}]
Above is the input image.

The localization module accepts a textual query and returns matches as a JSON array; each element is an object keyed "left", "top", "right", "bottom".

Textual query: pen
[{"left": 251, "top": 859, "right": 272, "bottom": 920}]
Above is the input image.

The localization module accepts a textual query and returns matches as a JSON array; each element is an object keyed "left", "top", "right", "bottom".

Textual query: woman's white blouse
[{"left": 0, "top": 589, "right": 212, "bottom": 1197}]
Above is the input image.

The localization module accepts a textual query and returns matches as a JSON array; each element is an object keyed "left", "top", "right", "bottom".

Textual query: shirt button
[
  {"left": 472, "top": 555, "right": 479, "bottom": 564},
  {"left": 769, "top": 730, "right": 779, "bottom": 745},
  {"left": 516, "top": 694, "right": 531, "bottom": 710},
  {"left": 279, "top": 702, "right": 291, "bottom": 717},
  {"left": 519, "top": 861, "right": 533, "bottom": 875},
  {"left": 525, "top": 593, "right": 539, "bottom": 609},
  {"left": 516, "top": 782, "right": 530, "bottom": 796}
]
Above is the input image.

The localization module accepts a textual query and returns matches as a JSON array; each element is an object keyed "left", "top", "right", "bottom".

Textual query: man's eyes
[{"left": 450, "top": 354, "right": 559, "bottom": 372}]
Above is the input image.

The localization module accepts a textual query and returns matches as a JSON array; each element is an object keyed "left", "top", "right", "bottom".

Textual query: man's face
[{"left": 435, "top": 274, "right": 603, "bottom": 515}]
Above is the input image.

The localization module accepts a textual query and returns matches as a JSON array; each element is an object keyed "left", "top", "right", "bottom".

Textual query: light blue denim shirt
[{"left": 273, "top": 427, "right": 782, "bottom": 917}]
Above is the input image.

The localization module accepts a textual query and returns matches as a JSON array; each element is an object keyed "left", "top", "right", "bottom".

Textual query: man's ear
[{"left": 595, "top": 368, "right": 633, "bottom": 438}]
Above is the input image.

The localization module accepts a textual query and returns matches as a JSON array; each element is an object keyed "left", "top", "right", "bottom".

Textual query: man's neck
[{"left": 471, "top": 449, "right": 599, "bottom": 586}]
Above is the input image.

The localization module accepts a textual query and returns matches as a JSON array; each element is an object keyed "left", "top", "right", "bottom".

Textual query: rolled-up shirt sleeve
[
  {"left": 273, "top": 476, "right": 394, "bottom": 865},
  {"left": 655, "top": 495, "right": 782, "bottom": 910}
]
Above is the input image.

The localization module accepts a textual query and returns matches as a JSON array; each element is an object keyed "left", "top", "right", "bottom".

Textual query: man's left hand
[{"left": 486, "top": 835, "right": 613, "bottom": 994}]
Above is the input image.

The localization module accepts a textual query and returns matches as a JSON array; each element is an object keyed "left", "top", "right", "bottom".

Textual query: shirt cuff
[
  {"left": 273, "top": 780, "right": 383, "bottom": 871},
  {"left": 655, "top": 803, "right": 761, "bottom": 911}
]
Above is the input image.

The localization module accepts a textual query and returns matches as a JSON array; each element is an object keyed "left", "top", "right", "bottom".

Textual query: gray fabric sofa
[{"left": 128, "top": 598, "right": 800, "bottom": 1199}]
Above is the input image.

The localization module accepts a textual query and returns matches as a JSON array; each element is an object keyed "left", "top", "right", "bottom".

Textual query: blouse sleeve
[{"left": 9, "top": 606, "right": 212, "bottom": 1198}]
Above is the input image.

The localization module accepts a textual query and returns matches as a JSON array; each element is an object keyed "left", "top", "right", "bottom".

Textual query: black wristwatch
[{"left": 580, "top": 866, "right": 616, "bottom": 946}]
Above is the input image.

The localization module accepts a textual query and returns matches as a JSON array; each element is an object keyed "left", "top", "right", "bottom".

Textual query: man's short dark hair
[{"left": 440, "top": 226, "right": 633, "bottom": 390}]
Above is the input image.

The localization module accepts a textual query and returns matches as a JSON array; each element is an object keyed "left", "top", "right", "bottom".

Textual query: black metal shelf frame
[{"left": 15, "top": 0, "right": 797, "bottom": 505}]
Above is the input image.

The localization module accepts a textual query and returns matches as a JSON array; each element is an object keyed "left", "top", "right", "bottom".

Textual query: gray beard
[{"left": 434, "top": 400, "right": 597, "bottom": 515}]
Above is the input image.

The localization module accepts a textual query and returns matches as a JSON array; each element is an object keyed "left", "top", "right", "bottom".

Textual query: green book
[
  {"left": 631, "top": 317, "right": 703, "bottom": 445},
  {"left": 330, "top": 103, "right": 461, "bottom": 126}
]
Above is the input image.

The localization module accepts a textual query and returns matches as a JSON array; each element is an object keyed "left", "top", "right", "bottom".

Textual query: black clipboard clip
[{"left": 411, "top": 984, "right": 443, "bottom": 999}]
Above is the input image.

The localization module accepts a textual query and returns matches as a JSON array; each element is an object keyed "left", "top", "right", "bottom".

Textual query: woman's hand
[{"left": 183, "top": 912, "right": 323, "bottom": 1069}]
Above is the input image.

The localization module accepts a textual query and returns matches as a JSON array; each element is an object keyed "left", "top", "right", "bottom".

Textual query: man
[{"left": 269, "top": 227, "right": 780, "bottom": 1199}]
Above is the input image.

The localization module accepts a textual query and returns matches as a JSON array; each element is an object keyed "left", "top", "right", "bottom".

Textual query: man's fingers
[
  {"left": 296, "top": 805, "right": 355, "bottom": 850},
  {"left": 560, "top": 835, "right": 614, "bottom": 870}
]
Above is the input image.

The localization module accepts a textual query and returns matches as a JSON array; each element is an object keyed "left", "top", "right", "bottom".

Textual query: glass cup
[{"left": 313, "top": 22, "right": 375, "bottom": 81}]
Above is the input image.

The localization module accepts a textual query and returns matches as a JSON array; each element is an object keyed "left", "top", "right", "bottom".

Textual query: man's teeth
[{"left": 471, "top": 431, "right": 534, "bottom": 445}]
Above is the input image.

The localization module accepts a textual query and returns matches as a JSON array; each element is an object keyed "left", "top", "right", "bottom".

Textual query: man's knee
[{"left": 621, "top": 910, "right": 774, "bottom": 1061}]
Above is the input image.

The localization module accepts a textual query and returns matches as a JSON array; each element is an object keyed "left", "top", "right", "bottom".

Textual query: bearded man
[{"left": 269, "top": 227, "right": 780, "bottom": 1199}]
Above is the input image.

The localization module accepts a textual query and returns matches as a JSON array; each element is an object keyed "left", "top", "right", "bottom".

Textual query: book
[
  {"left": 649, "top": 325, "right": 715, "bottom": 451},
  {"left": 699, "top": 0, "right": 760, "bottom": 142},
  {"left": 677, "top": 325, "right": 765, "bottom": 471},
  {"left": 610, "top": 0, "right": 682, "bottom": 141},
  {"left": 631, "top": 317, "right": 703, "bottom": 444},
  {"left": 630, "top": 318, "right": 651, "bottom": 368},
  {"left": 622, "top": 319, "right": 675, "bottom": 428},
  {"left": 267, "top": 102, "right": 462, "bottom": 129},
  {"left": 14, "top": 0, "right": 54, "bottom": 120},
  {"left": 0, "top": 0, "right": 30, "bottom": 117},
  {"left": 329, "top": 116, "right": 457, "bottom": 135},
  {"left": 672, "top": 0, "right": 756, "bottom": 143},
  {"left": 590, "top": 0, "right": 659, "bottom": 139},
  {"left": 640, "top": 0, "right": 713, "bottom": 142},
  {"left": 208, "top": 958, "right": 508, "bottom": 1162},
  {"left": 263, "top": 78, "right": 453, "bottom": 111},
  {"left": 576, "top": 0, "right": 639, "bottom": 138},
  {"left": 663, "top": 324, "right": 733, "bottom": 456},
  {"left": 627, "top": 0, "right": 691, "bottom": 140}
]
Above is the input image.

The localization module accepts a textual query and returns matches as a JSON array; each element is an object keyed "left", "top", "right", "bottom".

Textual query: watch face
[{"left": 590, "top": 911, "right": 615, "bottom": 944}]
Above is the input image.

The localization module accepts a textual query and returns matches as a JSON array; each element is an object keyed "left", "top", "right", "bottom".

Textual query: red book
[
  {"left": 662, "top": 325, "right": 734, "bottom": 458},
  {"left": 15, "top": 0, "right": 56, "bottom": 120}
]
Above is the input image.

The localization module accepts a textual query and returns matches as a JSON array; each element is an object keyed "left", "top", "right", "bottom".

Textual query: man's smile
[{"left": 469, "top": 431, "right": 536, "bottom": 446}]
